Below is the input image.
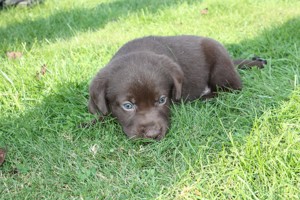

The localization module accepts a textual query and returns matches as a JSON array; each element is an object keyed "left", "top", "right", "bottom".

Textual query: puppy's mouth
[{"left": 124, "top": 126, "right": 168, "bottom": 140}]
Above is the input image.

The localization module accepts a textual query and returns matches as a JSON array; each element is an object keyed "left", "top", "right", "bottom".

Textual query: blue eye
[
  {"left": 158, "top": 95, "right": 167, "bottom": 105},
  {"left": 122, "top": 102, "right": 135, "bottom": 111}
]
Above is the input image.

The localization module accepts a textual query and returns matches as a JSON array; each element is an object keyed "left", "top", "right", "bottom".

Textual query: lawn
[{"left": 0, "top": 0, "right": 300, "bottom": 199}]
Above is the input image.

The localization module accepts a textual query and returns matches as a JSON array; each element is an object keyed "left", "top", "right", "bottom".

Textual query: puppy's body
[
  {"left": 112, "top": 36, "right": 241, "bottom": 100},
  {"left": 88, "top": 36, "right": 265, "bottom": 139}
]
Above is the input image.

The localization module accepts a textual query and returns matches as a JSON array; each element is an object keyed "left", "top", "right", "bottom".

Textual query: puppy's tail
[{"left": 233, "top": 56, "right": 267, "bottom": 69}]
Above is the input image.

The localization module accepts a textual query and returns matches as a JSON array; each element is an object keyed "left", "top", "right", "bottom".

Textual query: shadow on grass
[
  {"left": 0, "top": 80, "right": 115, "bottom": 142},
  {"left": 227, "top": 17, "right": 300, "bottom": 59},
  {"left": 0, "top": 17, "right": 299, "bottom": 198},
  {"left": 0, "top": 0, "right": 200, "bottom": 52}
]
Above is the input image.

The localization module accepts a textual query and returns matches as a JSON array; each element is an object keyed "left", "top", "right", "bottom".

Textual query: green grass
[{"left": 0, "top": 0, "right": 300, "bottom": 199}]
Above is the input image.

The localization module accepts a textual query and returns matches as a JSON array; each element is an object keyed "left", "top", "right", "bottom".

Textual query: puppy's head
[{"left": 88, "top": 52, "right": 183, "bottom": 140}]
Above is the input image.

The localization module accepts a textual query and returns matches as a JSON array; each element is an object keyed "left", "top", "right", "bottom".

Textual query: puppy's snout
[
  {"left": 138, "top": 123, "right": 162, "bottom": 139},
  {"left": 145, "top": 128, "right": 162, "bottom": 139}
]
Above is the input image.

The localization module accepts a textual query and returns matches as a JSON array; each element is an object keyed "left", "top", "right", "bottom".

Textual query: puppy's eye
[
  {"left": 158, "top": 95, "right": 167, "bottom": 105},
  {"left": 122, "top": 102, "right": 135, "bottom": 111}
]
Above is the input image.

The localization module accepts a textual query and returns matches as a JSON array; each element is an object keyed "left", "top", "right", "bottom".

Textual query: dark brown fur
[{"left": 88, "top": 35, "right": 266, "bottom": 140}]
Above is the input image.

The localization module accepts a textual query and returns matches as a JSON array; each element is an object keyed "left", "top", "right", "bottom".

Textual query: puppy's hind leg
[
  {"left": 209, "top": 58, "right": 242, "bottom": 94},
  {"left": 205, "top": 56, "right": 267, "bottom": 99},
  {"left": 201, "top": 38, "right": 242, "bottom": 96},
  {"left": 233, "top": 56, "right": 267, "bottom": 69},
  {"left": 200, "top": 61, "right": 242, "bottom": 100}
]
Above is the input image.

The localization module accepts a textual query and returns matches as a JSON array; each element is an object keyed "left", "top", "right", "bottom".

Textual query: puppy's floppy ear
[
  {"left": 159, "top": 56, "right": 184, "bottom": 101},
  {"left": 88, "top": 68, "right": 110, "bottom": 115}
]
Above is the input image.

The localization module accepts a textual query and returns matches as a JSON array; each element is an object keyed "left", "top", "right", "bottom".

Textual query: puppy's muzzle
[{"left": 137, "top": 122, "right": 163, "bottom": 139}]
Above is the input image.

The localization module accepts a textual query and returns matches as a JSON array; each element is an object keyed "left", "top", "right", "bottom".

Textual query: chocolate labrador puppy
[{"left": 88, "top": 35, "right": 266, "bottom": 140}]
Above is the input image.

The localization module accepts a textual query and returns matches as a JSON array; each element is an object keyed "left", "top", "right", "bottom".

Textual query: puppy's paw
[{"left": 252, "top": 56, "right": 267, "bottom": 68}]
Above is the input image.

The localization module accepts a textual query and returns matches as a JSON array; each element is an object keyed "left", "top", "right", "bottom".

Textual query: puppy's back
[{"left": 110, "top": 36, "right": 235, "bottom": 100}]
